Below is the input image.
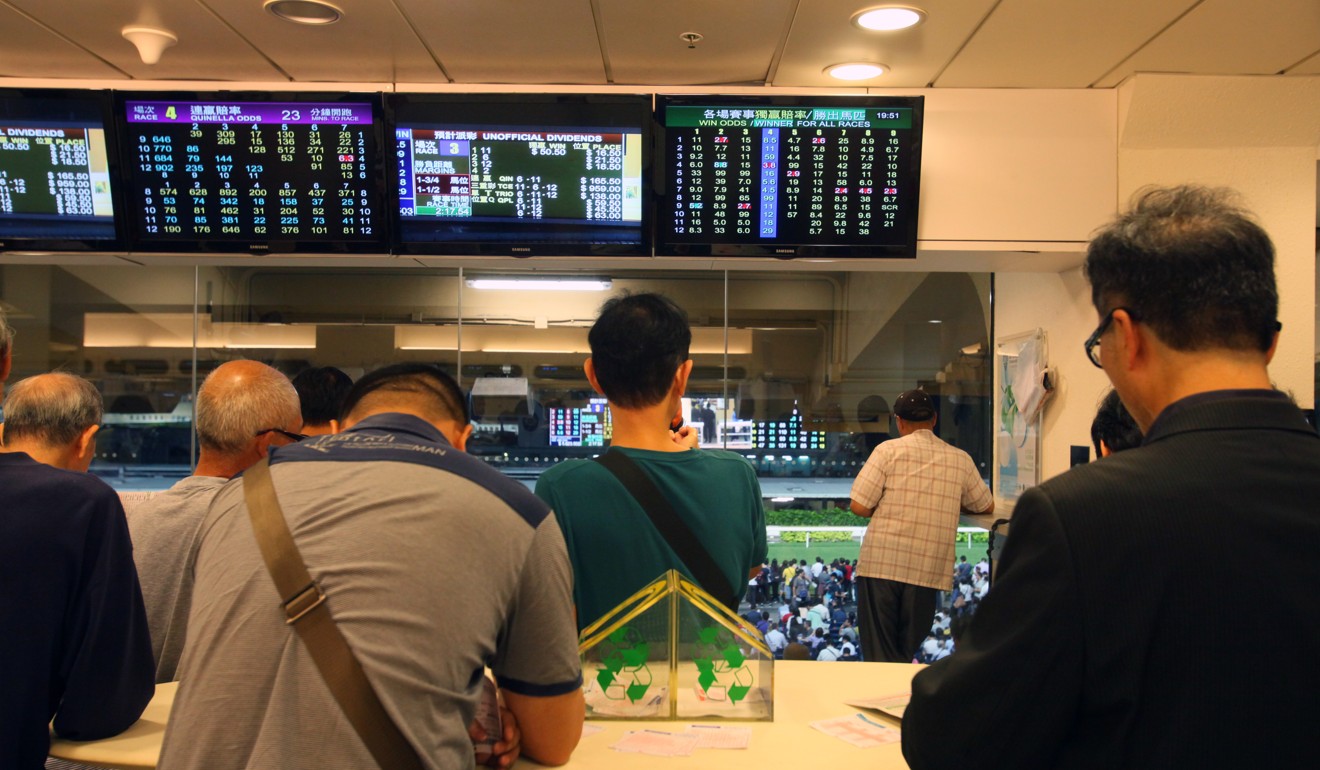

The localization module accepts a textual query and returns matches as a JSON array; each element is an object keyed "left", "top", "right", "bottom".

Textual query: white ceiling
[{"left": 0, "top": 0, "right": 1317, "bottom": 89}]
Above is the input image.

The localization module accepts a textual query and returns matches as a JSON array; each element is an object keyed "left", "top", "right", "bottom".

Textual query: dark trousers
[{"left": 857, "top": 576, "right": 937, "bottom": 663}]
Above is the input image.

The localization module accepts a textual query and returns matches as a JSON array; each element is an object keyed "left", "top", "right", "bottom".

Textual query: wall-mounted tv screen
[
  {"left": 115, "top": 92, "right": 386, "bottom": 253},
  {"left": 656, "top": 95, "right": 923, "bottom": 258},
  {"left": 387, "top": 93, "right": 651, "bottom": 256},
  {"left": 0, "top": 89, "right": 121, "bottom": 251}
]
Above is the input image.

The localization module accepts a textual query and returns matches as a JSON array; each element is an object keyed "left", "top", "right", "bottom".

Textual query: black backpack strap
[{"left": 594, "top": 450, "right": 739, "bottom": 611}]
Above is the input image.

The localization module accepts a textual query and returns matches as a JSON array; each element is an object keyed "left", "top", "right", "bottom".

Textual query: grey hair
[
  {"left": 2, "top": 372, "right": 103, "bottom": 447},
  {"left": 0, "top": 305, "right": 12, "bottom": 357},
  {"left": 195, "top": 363, "right": 301, "bottom": 455}
]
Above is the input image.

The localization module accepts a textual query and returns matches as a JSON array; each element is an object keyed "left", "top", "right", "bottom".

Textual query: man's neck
[
  {"left": 1135, "top": 350, "right": 1273, "bottom": 431},
  {"left": 607, "top": 401, "right": 687, "bottom": 452},
  {"left": 193, "top": 448, "right": 260, "bottom": 479}
]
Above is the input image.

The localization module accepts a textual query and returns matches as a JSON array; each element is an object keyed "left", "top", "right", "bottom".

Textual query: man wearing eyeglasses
[
  {"left": 903, "top": 185, "right": 1320, "bottom": 768},
  {"left": 127, "top": 359, "right": 303, "bottom": 683}
]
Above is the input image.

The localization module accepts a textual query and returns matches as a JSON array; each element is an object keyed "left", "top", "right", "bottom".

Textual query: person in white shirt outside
[
  {"left": 816, "top": 640, "right": 843, "bottom": 662},
  {"left": 764, "top": 626, "right": 788, "bottom": 657}
]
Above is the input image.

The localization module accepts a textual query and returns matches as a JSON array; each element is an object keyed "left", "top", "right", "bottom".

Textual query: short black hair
[
  {"left": 587, "top": 292, "right": 691, "bottom": 409},
  {"left": 1091, "top": 389, "right": 1143, "bottom": 457},
  {"left": 340, "top": 363, "right": 468, "bottom": 425},
  {"left": 291, "top": 366, "right": 354, "bottom": 425},
  {"left": 1084, "top": 185, "right": 1278, "bottom": 353}
]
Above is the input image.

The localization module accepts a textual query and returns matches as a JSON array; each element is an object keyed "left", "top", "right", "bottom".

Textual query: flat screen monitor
[
  {"left": 115, "top": 92, "right": 387, "bottom": 253},
  {"left": 387, "top": 93, "right": 651, "bottom": 256},
  {"left": 0, "top": 89, "right": 122, "bottom": 251},
  {"left": 548, "top": 399, "right": 612, "bottom": 447},
  {"left": 655, "top": 95, "right": 923, "bottom": 258}
]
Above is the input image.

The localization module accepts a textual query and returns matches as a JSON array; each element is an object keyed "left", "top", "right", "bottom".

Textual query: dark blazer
[{"left": 902, "top": 391, "right": 1320, "bottom": 769}]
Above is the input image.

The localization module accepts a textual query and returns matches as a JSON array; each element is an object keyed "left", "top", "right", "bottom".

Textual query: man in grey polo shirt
[
  {"left": 127, "top": 359, "right": 303, "bottom": 682},
  {"left": 158, "top": 364, "right": 583, "bottom": 770}
]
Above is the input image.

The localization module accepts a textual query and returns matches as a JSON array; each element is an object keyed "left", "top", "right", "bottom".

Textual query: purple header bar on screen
[{"left": 125, "top": 101, "right": 373, "bottom": 125}]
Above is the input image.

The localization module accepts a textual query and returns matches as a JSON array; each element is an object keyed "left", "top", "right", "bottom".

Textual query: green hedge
[
  {"left": 969, "top": 531, "right": 989, "bottom": 545},
  {"left": 764, "top": 507, "right": 859, "bottom": 527},
  {"left": 780, "top": 530, "right": 855, "bottom": 544}
]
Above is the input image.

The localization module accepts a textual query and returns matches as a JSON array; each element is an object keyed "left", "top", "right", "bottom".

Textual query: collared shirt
[
  {"left": 851, "top": 430, "right": 993, "bottom": 591},
  {"left": 158, "top": 413, "right": 581, "bottom": 770}
]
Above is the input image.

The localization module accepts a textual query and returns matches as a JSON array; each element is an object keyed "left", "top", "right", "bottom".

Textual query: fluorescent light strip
[{"left": 465, "top": 278, "right": 612, "bottom": 292}]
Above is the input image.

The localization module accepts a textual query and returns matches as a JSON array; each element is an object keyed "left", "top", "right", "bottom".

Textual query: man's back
[
  {"left": 904, "top": 392, "right": 1320, "bottom": 767},
  {"left": 854, "top": 429, "right": 991, "bottom": 591},
  {"left": 158, "top": 415, "right": 582, "bottom": 770},
  {"left": 126, "top": 475, "right": 227, "bottom": 682},
  {"left": 536, "top": 446, "right": 766, "bottom": 632},
  {"left": 0, "top": 453, "right": 154, "bottom": 769}
]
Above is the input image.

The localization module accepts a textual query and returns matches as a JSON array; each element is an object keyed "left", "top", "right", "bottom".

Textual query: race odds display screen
[
  {"left": 658, "top": 97, "right": 922, "bottom": 257},
  {"left": 388, "top": 94, "right": 650, "bottom": 255},
  {"left": 122, "top": 98, "right": 381, "bottom": 247},
  {"left": 393, "top": 124, "right": 644, "bottom": 250},
  {"left": 0, "top": 91, "right": 117, "bottom": 244}
]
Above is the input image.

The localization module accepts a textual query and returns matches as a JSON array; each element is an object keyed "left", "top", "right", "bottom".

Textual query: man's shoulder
[
  {"left": 2, "top": 459, "right": 120, "bottom": 505},
  {"left": 277, "top": 441, "right": 552, "bottom": 528}
]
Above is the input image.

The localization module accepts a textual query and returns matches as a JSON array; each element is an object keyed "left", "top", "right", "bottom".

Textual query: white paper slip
[
  {"left": 810, "top": 714, "right": 902, "bottom": 748},
  {"left": 580, "top": 724, "right": 606, "bottom": 738},
  {"left": 610, "top": 729, "right": 701, "bottom": 757},
  {"left": 683, "top": 724, "right": 752, "bottom": 750},
  {"left": 846, "top": 692, "right": 910, "bottom": 720}
]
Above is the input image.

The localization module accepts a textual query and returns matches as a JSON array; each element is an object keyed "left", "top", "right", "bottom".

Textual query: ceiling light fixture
[
  {"left": 853, "top": 6, "right": 926, "bottom": 32},
  {"left": 464, "top": 277, "right": 613, "bottom": 292},
  {"left": 825, "top": 62, "right": 887, "bottom": 81},
  {"left": 121, "top": 26, "right": 177, "bottom": 65},
  {"left": 264, "top": 0, "right": 343, "bottom": 25}
]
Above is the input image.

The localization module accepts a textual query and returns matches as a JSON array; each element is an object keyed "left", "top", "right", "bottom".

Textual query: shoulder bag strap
[
  {"left": 594, "top": 450, "right": 739, "bottom": 611},
  {"left": 243, "top": 458, "right": 426, "bottom": 770}
]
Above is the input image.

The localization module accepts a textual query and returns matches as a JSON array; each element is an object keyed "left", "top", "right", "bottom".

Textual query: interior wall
[
  {"left": 1117, "top": 74, "right": 1320, "bottom": 409},
  {"left": 994, "top": 267, "right": 1110, "bottom": 492}
]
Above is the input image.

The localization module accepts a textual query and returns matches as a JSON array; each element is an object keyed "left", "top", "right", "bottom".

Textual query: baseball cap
[{"left": 893, "top": 389, "right": 935, "bottom": 421}]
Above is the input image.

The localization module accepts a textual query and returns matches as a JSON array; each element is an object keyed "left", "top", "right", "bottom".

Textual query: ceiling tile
[
  {"left": 0, "top": 4, "right": 126, "bottom": 79},
  {"left": 4, "top": 0, "right": 284, "bottom": 81},
  {"left": 1094, "top": 0, "right": 1320, "bottom": 87},
  {"left": 198, "top": 0, "right": 443, "bottom": 82},
  {"left": 599, "top": 0, "right": 793, "bottom": 85},
  {"left": 937, "top": 0, "right": 1193, "bottom": 88},
  {"left": 775, "top": 0, "right": 999, "bottom": 89},
  {"left": 395, "top": 0, "right": 605, "bottom": 84}
]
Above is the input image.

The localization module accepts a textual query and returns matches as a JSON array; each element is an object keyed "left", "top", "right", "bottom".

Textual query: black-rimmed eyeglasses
[
  {"left": 1083, "top": 307, "right": 1134, "bottom": 369},
  {"left": 255, "top": 428, "right": 307, "bottom": 443}
]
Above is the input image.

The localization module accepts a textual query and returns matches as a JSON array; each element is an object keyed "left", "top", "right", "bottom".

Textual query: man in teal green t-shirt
[{"left": 535, "top": 292, "right": 767, "bottom": 633}]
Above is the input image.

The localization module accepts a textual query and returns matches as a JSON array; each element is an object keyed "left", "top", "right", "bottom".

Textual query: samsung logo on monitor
[
  {"left": 775, "top": 248, "right": 795, "bottom": 254},
  {"left": 511, "top": 247, "right": 532, "bottom": 253}
]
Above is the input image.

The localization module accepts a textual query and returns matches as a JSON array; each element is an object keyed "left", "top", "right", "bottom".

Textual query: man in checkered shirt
[{"left": 849, "top": 389, "right": 994, "bottom": 662}]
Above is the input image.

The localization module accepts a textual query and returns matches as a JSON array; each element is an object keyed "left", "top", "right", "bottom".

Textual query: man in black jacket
[{"left": 903, "top": 185, "right": 1320, "bottom": 768}]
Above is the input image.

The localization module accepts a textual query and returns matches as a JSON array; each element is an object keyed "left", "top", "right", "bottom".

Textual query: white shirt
[{"left": 764, "top": 628, "right": 787, "bottom": 652}]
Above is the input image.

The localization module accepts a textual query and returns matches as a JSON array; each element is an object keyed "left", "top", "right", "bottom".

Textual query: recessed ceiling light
[
  {"left": 264, "top": 0, "right": 342, "bottom": 25},
  {"left": 825, "top": 62, "right": 887, "bottom": 81},
  {"left": 853, "top": 6, "right": 926, "bottom": 32}
]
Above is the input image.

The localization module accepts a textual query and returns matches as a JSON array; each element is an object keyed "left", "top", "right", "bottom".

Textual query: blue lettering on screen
[{"left": 759, "top": 128, "right": 778, "bottom": 238}]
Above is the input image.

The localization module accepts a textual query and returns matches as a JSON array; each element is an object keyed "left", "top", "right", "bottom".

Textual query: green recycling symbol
[
  {"left": 595, "top": 626, "right": 653, "bottom": 703},
  {"left": 693, "top": 625, "right": 754, "bottom": 704}
]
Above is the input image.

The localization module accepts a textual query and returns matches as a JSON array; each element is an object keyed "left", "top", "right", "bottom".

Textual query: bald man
[
  {"left": 1, "top": 372, "right": 154, "bottom": 769},
  {"left": 160, "top": 363, "right": 583, "bottom": 770},
  {"left": 0, "top": 304, "right": 13, "bottom": 399},
  {"left": 127, "top": 360, "right": 302, "bottom": 682}
]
